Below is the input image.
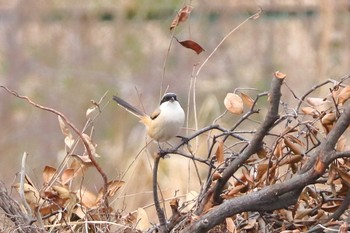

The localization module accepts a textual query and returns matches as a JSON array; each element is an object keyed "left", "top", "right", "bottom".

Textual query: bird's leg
[{"left": 176, "top": 135, "right": 189, "bottom": 144}]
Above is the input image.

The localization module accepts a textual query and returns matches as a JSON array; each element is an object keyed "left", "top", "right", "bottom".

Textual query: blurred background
[{"left": 0, "top": 0, "right": 349, "bottom": 218}]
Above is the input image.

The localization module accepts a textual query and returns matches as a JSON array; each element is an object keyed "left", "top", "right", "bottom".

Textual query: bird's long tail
[{"left": 112, "top": 96, "right": 145, "bottom": 118}]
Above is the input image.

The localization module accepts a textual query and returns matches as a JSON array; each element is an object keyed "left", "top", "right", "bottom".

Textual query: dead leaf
[
  {"left": 64, "top": 134, "right": 75, "bottom": 149},
  {"left": 306, "top": 97, "right": 327, "bottom": 106},
  {"left": 240, "top": 92, "right": 254, "bottom": 108},
  {"left": 96, "top": 180, "right": 125, "bottom": 202},
  {"left": 13, "top": 183, "right": 41, "bottom": 206},
  {"left": 176, "top": 39, "right": 205, "bottom": 54},
  {"left": 136, "top": 208, "right": 149, "bottom": 231},
  {"left": 170, "top": 5, "right": 193, "bottom": 30},
  {"left": 336, "top": 135, "right": 346, "bottom": 152},
  {"left": 82, "top": 133, "right": 100, "bottom": 157},
  {"left": 321, "top": 112, "right": 336, "bottom": 125},
  {"left": 224, "top": 93, "right": 244, "bottom": 115},
  {"left": 337, "top": 85, "right": 350, "bottom": 106},
  {"left": 226, "top": 217, "right": 236, "bottom": 233},
  {"left": 279, "top": 154, "right": 303, "bottom": 166},
  {"left": 61, "top": 169, "right": 75, "bottom": 185},
  {"left": 86, "top": 105, "right": 99, "bottom": 120},
  {"left": 58, "top": 116, "right": 71, "bottom": 137},
  {"left": 216, "top": 141, "right": 224, "bottom": 164},
  {"left": 301, "top": 107, "right": 319, "bottom": 117},
  {"left": 212, "top": 172, "right": 222, "bottom": 181},
  {"left": 43, "top": 166, "right": 57, "bottom": 184},
  {"left": 76, "top": 188, "right": 97, "bottom": 208},
  {"left": 284, "top": 137, "right": 302, "bottom": 155}
]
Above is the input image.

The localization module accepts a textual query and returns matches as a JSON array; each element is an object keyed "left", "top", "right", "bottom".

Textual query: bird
[{"left": 112, "top": 93, "right": 185, "bottom": 142}]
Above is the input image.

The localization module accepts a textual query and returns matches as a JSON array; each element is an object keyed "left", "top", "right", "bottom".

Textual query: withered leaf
[
  {"left": 43, "top": 166, "right": 57, "bottom": 184},
  {"left": 96, "top": 180, "right": 125, "bottom": 202},
  {"left": 61, "top": 168, "right": 75, "bottom": 185},
  {"left": 225, "top": 217, "right": 235, "bottom": 233},
  {"left": 337, "top": 85, "right": 350, "bottom": 106},
  {"left": 215, "top": 141, "right": 224, "bottom": 164},
  {"left": 224, "top": 93, "right": 244, "bottom": 115},
  {"left": 136, "top": 208, "right": 150, "bottom": 231},
  {"left": 170, "top": 5, "right": 193, "bottom": 30},
  {"left": 240, "top": 92, "right": 254, "bottom": 108},
  {"left": 177, "top": 39, "right": 205, "bottom": 54}
]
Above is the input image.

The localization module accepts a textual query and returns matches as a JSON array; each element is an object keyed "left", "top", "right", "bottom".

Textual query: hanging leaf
[
  {"left": 224, "top": 93, "right": 244, "bottom": 115},
  {"left": 170, "top": 5, "right": 193, "bottom": 30},
  {"left": 337, "top": 85, "right": 350, "bottom": 106},
  {"left": 240, "top": 92, "right": 254, "bottom": 108},
  {"left": 61, "top": 168, "right": 75, "bottom": 185},
  {"left": 58, "top": 116, "right": 71, "bottom": 137},
  {"left": 176, "top": 38, "right": 205, "bottom": 54},
  {"left": 136, "top": 208, "right": 150, "bottom": 231},
  {"left": 215, "top": 140, "right": 224, "bottom": 164},
  {"left": 43, "top": 166, "right": 57, "bottom": 184}
]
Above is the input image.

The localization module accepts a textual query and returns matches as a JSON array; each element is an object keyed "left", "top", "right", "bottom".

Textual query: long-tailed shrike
[{"left": 112, "top": 93, "right": 185, "bottom": 142}]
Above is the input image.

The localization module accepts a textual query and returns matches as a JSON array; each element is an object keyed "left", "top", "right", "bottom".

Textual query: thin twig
[{"left": 0, "top": 85, "right": 109, "bottom": 207}]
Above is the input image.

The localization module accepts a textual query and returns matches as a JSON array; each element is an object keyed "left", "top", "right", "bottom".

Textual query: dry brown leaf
[
  {"left": 242, "top": 167, "right": 254, "bottom": 186},
  {"left": 61, "top": 168, "right": 75, "bottom": 185},
  {"left": 136, "top": 208, "right": 150, "bottom": 231},
  {"left": 224, "top": 93, "right": 244, "bottom": 115},
  {"left": 96, "top": 180, "right": 125, "bottom": 202},
  {"left": 321, "top": 203, "right": 340, "bottom": 212},
  {"left": 225, "top": 217, "right": 236, "bottom": 233},
  {"left": 58, "top": 116, "right": 71, "bottom": 137},
  {"left": 52, "top": 185, "right": 70, "bottom": 199},
  {"left": 336, "top": 135, "right": 346, "bottom": 152},
  {"left": 224, "top": 184, "right": 247, "bottom": 198},
  {"left": 64, "top": 134, "right": 75, "bottom": 149},
  {"left": 212, "top": 172, "right": 222, "bottom": 181},
  {"left": 338, "top": 168, "right": 350, "bottom": 186},
  {"left": 256, "top": 163, "right": 269, "bottom": 181},
  {"left": 177, "top": 39, "right": 205, "bottom": 54},
  {"left": 279, "top": 154, "right": 303, "bottom": 166},
  {"left": 13, "top": 183, "right": 41, "bottom": 206},
  {"left": 43, "top": 166, "right": 57, "bottom": 184},
  {"left": 284, "top": 137, "right": 302, "bottom": 155},
  {"left": 216, "top": 141, "right": 224, "bottom": 164},
  {"left": 327, "top": 163, "right": 337, "bottom": 185},
  {"left": 76, "top": 188, "right": 97, "bottom": 208},
  {"left": 274, "top": 71, "right": 286, "bottom": 79},
  {"left": 82, "top": 133, "right": 100, "bottom": 157},
  {"left": 321, "top": 112, "right": 336, "bottom": 125},
  {"left": 274, "top": 140, "right": 283, "bottom": 158},
  {"left": 257, "top": 147, "right": 267, "bottom": 158},
  {"left": 337, "top": 85, "right": 350, "bottom": 106},
  {"left": 301, "top": 107, "right": 319, "bottom": 117},
  {"left": 306, "top": 97, "right": 327, "bottom": 106},
  {"left": 240, "top": 92, "right": 254, "bottom": 108},
  {"left": 86, "top": 105, "right": 99, "bottom": 120},
  {"left": 170, "top": 5, "right": 193, "bottom": 30}
]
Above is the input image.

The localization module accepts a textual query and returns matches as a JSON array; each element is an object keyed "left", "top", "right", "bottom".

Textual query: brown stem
[{"left": 0, "top": 85, "right": 109, "bottom": 207}]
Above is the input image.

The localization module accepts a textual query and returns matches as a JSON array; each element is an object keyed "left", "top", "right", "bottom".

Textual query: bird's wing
[
  {"left": 150, "top": 108, "right": 161, "bottom": 120},
  {"left": 112, "top": 96, "right": 145, "bottom": 118}
]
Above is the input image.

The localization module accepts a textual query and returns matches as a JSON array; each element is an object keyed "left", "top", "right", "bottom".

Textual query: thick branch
[
  {"left": 153, "top": 155, "right": 168, "bottom": 233},
  {"left": 212, "top": 73, "right": 284, "bottom": 204},
  {"left": 182, "top": 104, "right": 350, "bottom": 233}
]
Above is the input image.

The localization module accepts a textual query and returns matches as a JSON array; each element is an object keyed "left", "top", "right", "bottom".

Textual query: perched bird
[{"left": 112, "top": 93, "right": 185, "bottom": 142}]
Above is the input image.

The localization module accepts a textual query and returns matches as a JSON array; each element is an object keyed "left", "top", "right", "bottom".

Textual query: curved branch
[{"left": 0, "top": 85, "right": 109, "bottom": 205}]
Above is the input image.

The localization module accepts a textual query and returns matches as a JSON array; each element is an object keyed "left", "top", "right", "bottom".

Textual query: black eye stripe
[{"left": 160, "top": 93, "right": 177, "bottom": 104}]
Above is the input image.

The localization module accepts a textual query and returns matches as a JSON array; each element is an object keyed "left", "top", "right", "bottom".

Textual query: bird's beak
[{"left": 170, "top": 97, "right": 175, "bottom": 102}]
